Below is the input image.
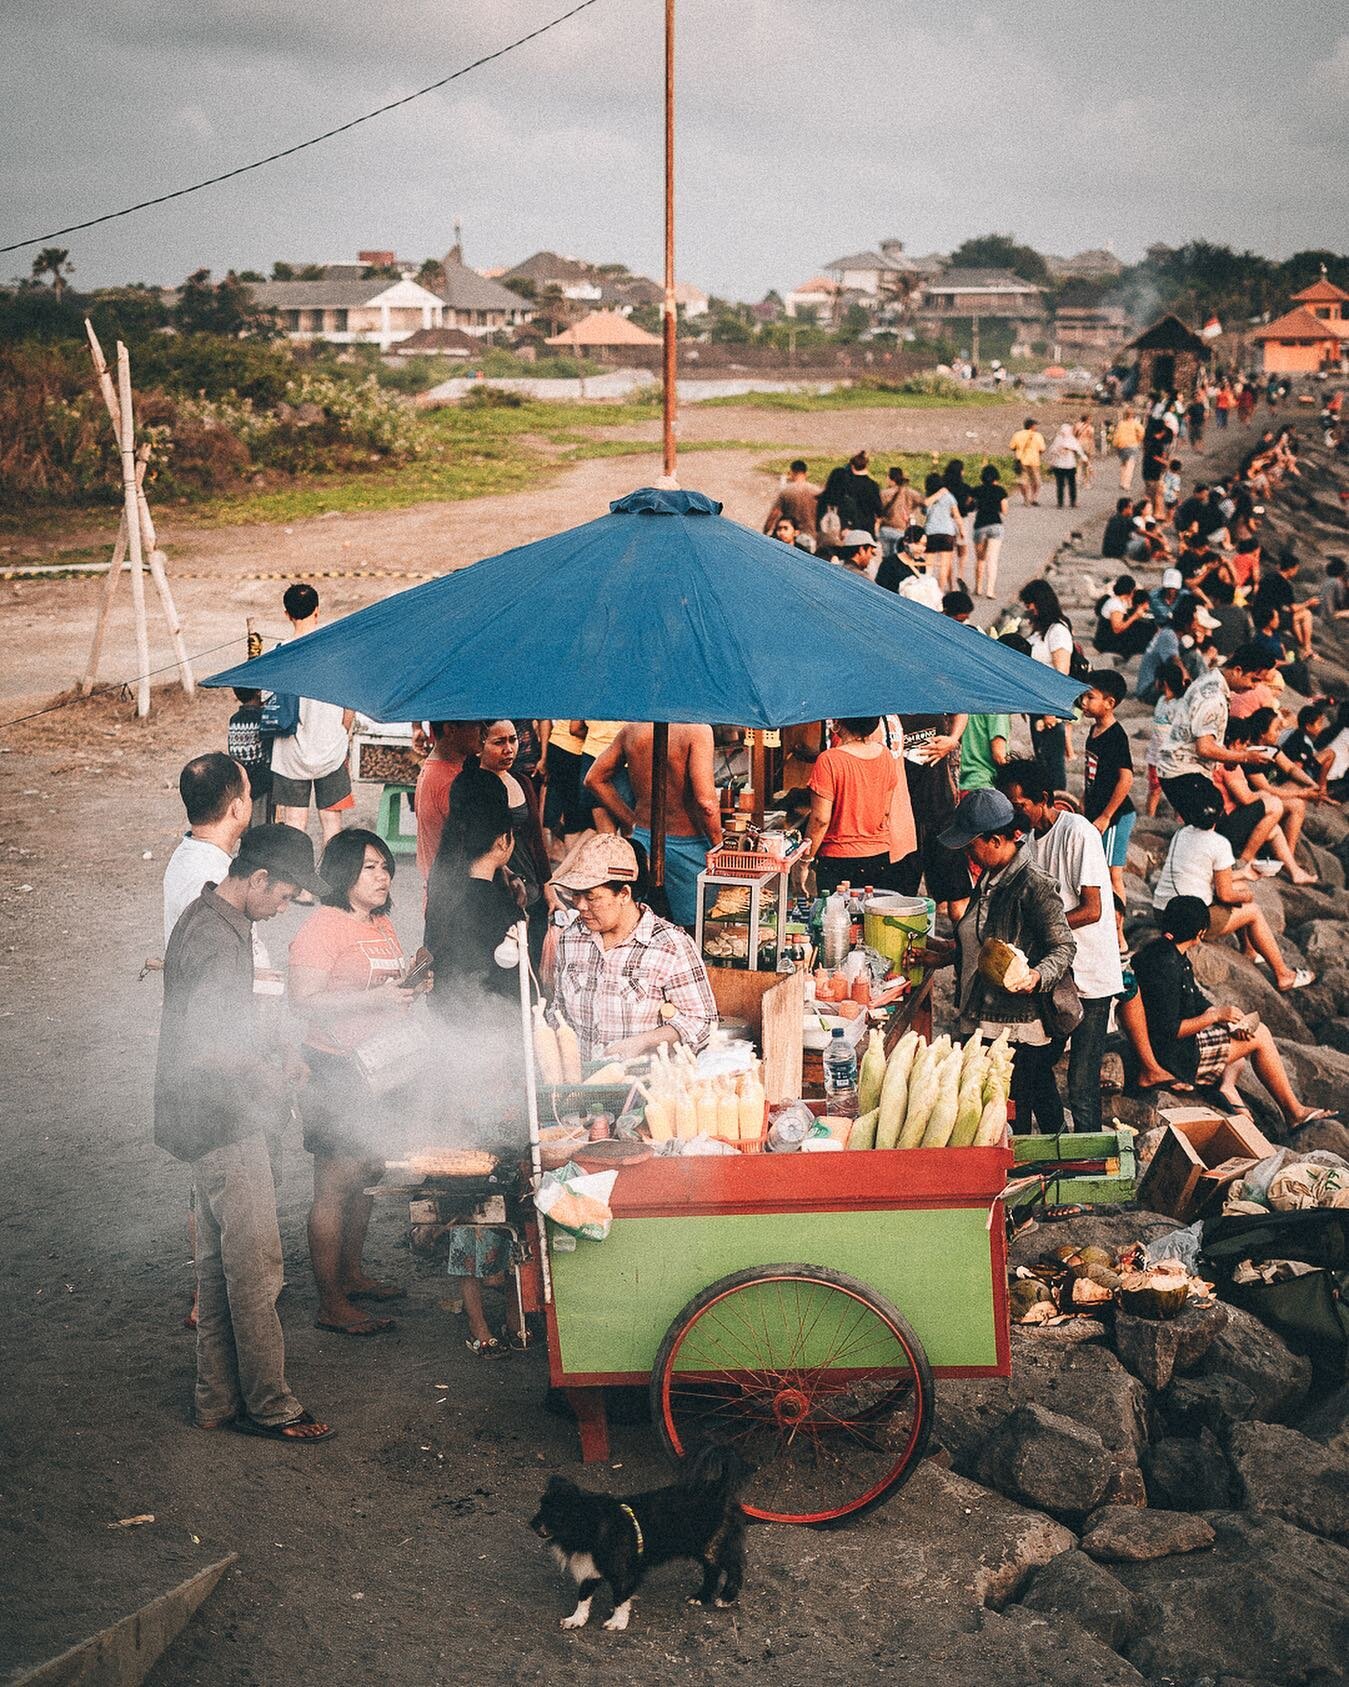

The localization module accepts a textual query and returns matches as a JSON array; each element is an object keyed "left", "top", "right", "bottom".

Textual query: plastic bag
[
  {"left": 1145, "top": 1220, "right": 1204, "bottom": 1274},
  {"left": 536, "top": 1163, "right": 618, "bottom": 1241}
]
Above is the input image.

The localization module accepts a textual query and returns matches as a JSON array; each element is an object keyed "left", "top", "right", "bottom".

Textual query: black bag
[
  {"left": 1202, "top": 1209, "right": 1349, "bottom": 1385},
  {"left": 1039, "top": 970, "right": 1084, "bottom": 1038}
]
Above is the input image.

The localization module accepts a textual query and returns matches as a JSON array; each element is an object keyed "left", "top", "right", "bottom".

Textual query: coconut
[
  {"left": 1118, "top": 1266, "right": 1190, "bottom": 1320},
  {"left": 1071, "top": 1277, "right": 1114, "bottom": 1307}
]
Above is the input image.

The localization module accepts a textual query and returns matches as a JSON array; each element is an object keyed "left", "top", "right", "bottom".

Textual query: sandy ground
[{"left": 0, "top": 399, "right": 1116, "bottom": 1685}]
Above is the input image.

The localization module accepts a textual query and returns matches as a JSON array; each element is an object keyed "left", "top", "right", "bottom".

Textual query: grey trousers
[{"left": 192, "top": 1134, "right": 303, "bottom": 1429}]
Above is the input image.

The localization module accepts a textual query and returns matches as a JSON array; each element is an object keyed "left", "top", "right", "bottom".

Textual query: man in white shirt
[
  {"left": 269, "top": 584, "right": 354, "bottom": 845},
  {"left": 1156, "top": 644, "right": 1276, "bottom": 811},
  {"left": 163, "top": 754, "right": 253, "bottom": 948},
  {"left": 998, "top": 761, "right": 1123, "bottom": 1133}
]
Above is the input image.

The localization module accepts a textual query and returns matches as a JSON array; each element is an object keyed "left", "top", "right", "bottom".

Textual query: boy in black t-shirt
[{"left": 1081, "top": 669, "right": 1134, "bottom": 950}]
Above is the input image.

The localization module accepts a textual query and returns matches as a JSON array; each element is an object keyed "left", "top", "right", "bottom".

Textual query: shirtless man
[{"left": 584, "top": 722, "right": 723, "bottom": 927}]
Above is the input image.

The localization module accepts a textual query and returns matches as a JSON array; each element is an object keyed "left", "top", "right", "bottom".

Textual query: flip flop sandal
[
  {"left": 231, "top": 1410, "right": 336, "bottom": 1443},
  {"left": 1298, "top": 1108, "right": 1343, "bottom": 1125},
  {"left": 315, "top": 1315, "right": 397, "bottom": 1336},
  {"left": 1278, "top": 970, "right": 1316, "bottom": 992},
  {"left": 466, "top": 1337, "right": 508, "bottom": 1359}
]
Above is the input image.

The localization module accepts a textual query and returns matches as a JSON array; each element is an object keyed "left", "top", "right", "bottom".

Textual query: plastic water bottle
[
  {"left": 823, "top": 1028, "right": 859, "bottom": 1119},
  {"left": 821, "top": 891, "right": 851, "bottom": 968}
]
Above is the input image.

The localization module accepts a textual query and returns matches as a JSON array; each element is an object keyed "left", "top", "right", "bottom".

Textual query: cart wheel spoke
[{"left": 653, "top": 1264, "right": 933, "bottom": 1527}]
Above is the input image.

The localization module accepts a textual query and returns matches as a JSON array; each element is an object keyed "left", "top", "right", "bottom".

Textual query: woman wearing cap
[
  {"left": 549, "top": 834, "right": 716, "bottom": 1063},
  {"left": 1130, "top": 897, "right": 1334, "bottom": 1127},
  {"left": 937, "top": 788, "right": 1077, "bottom": 1134}
]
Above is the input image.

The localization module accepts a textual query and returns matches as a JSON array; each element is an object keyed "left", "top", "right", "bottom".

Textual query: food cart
[{"left": 206, "top": 485, "right": 1081, "bottom": 1527}]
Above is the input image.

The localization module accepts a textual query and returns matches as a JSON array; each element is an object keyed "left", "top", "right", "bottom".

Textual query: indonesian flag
[{"left": 1201, "top": 316, "right": 1222, "bottom": 339}]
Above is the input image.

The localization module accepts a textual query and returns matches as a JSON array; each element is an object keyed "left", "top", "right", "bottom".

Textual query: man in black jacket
[
  {"left": 155, "top": 824, "right": 334, "bottom": 1442},
  {"left": 819, "top": 450, "right": 883, "bottom": 539},
  {"left": 1101, "top": 498, "right": 1135, "bottom": 559}
]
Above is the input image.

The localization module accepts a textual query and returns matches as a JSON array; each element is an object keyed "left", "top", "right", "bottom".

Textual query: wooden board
[
  {"left": 1136, "top": 1125, "right": 1208, "bottom": 1220},
  {"left": 758, "top": 969, "right": 804, "bottom": 1104}
]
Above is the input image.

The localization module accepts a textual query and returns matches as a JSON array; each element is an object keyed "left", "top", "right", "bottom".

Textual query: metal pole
[
  {"left": 515, "top": 918, "right": 551, "bottom": 1303},
  {"left": 661, "top": 0, "right": 677, "bottom": 481}
]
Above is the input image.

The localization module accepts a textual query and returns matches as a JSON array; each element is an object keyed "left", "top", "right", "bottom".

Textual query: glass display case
[{"left": 695, "top": 866, "right": 790, "bottom": 973}]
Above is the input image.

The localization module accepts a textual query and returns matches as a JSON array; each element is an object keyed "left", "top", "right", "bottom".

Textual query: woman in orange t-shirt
[
  {"left": 803, "top": 717, "right": 916, "bottom": 893},
  {"left": 290, "top": 829, "right": 415, "bottom": 1336}
]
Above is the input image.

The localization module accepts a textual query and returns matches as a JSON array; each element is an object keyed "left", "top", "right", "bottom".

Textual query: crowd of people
[{"left": 153, "top": 371, "right": 1344, "bottom": 1441}]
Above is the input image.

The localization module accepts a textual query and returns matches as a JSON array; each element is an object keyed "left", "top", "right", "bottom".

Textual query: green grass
[
  {"left": 754, "top": 450, "right": 1022, "bottom": 484},
  {"left": 692, "top": 383, "right": 1011, "bottom": 412},
  {"left": 180, "top": 400, "right": 772, "bottom": 526}
]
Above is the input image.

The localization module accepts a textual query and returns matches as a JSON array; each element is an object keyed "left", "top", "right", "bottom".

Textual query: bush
[{"left": 460, "top": 384, "right": 527, "bottom": 409}]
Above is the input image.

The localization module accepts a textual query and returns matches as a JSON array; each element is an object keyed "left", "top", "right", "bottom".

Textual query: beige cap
[{"left": 552, "top": 832, "right": 639, "bottom": 892}]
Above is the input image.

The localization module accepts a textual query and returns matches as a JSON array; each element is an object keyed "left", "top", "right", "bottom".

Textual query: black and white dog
[{"left": 530, "top": 1447, "right": 750, "bottom": 1631}]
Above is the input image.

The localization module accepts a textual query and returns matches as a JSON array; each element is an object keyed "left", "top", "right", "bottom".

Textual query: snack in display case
[{"left": 695, "top": 866, "right": 788, "bottom": 971}]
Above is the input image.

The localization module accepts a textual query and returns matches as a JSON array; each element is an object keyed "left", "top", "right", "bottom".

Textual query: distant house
[
  {"left": 1045, "top": 248, "right": 1125, "bottom": 282},
  {"left": 249, "top": 275, "right": 445, "bottom": 350},
  {"left": 389, "top": 326, "right": 481, "bottom": 360},
  {"left": 672, "top": 281, "right": 709, "bottom": 319},
  {"left": 1125, "top": 315, "right": 1210, "bottom": 394},
  {"left": 823, "top": 247, "right": 918, "bottom": 299},
  {"left": 1053, "top": 305, "right": 1132, "bottom": 359},
  {"left": 915, "top": 268, "right": 1047, "bottom": 354},
  {"left": 437, "top": 255, "right": 533, "bottom": 335},
  {"left": 503, "top": 251, "right": 603, "bottom": 304},
  {"left": 784, "top": 275, "right": 842, "bottom": 322},
  {"left": 1252, "top": 280, "right": 1349, "bottom": 374},
  {"left": 544, "top": 310, "right": 662, "bottom": 360}
]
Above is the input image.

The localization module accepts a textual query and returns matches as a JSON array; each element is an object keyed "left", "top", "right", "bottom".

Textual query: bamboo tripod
[{"left": 80, "top": 321, "right": 195, "bottom": 716}]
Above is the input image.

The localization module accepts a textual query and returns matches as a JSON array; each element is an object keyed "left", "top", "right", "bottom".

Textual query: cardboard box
[{"left": 1136, "top": 1110, "right": 1277, "bottom": 1220}]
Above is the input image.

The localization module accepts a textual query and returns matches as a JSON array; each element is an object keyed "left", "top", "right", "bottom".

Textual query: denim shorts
[
  {"left": 973, "top": 524, "right": 1004, "bottom": 542},
  {"left": 1102, "top": 808, "right": 1137, "bottom": 869}
]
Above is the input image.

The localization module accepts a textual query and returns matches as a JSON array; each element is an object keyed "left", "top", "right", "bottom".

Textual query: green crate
[{"left": 1006, "top": 1129, "right": 1137, "bottom": 1209}]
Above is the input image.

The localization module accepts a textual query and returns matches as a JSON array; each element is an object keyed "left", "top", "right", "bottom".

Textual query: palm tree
[{"left": 32, "top": 246, "right": 73, "bottom": 298}]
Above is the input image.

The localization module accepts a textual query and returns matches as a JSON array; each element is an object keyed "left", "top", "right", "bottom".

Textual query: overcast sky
[{"left": 3, "top": 0, "right": 1347, "bottom": 300}]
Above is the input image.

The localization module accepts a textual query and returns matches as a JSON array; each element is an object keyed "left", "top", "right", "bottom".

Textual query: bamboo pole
[
  {"left": 85, "top": 320, "right": 195, "bottom": 694},
  {"left": 116, "top": 343, "right": 151, "bottom": 718},
  {"left": 80, "top": 464, "right": 137, "bottom": 694}
]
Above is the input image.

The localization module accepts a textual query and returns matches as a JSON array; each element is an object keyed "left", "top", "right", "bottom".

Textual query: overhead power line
[{"left": 1, "top": 0, "right": 606, "bottom": 255}]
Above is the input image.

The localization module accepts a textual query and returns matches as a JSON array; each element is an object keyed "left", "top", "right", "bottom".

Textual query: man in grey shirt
[{"left": 155, "top": 825, "right": 334, "bottom": 1442}]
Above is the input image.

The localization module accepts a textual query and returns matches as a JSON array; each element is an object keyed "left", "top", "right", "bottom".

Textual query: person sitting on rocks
[
  {"left": 1219, "top": 711, "right": 1320, "bottom": 884},
  {"left": 1129, "top": 896, "right": 1337, "bottom": 1127},
  {"left": 1151, "top": 777, "right": 1314, "bottom": 993}
]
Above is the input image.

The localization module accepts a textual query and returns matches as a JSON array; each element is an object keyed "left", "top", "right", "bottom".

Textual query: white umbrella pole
[{"left": 516, "top": 917, "right": 552, "bottom": 1305}]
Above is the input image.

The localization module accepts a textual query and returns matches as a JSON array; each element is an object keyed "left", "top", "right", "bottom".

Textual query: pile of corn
[{"left": 848, "top": 1028, "right": 1012, "bottom": 1150}]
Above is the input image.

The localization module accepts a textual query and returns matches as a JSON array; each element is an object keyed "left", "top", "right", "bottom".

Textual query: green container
[{"left": 864, "top": 894, "right": 935, "bottom": 986}]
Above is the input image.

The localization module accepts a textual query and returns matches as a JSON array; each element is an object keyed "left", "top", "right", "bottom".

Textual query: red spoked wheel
[{"left": 650, "top": 1263, "right": 933, "bottom": 1526}]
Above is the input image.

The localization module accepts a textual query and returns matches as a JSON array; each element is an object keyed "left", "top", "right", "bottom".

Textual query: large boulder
[
  {"left": 1110, "top": 1512, "right": 1349, "bottom": 1686},
  {"left": 1079, "top": 1504, "right": 1216, "bottom": 1562},
  {"left": 1017, "top": 1550, "right": 1143, "bottom": 1653},
  {"left": 1228, "top": 1420, "right": 1349, "bottom": 1542},
  {"left": 1304, "top": 803, "right": 1349, "bottom": 851},
  {"left": 1161, "top": 1370, "right": 1259, "bottom": 1435},
  {"left": 1189, "top": 943, "right": 1311, "bottom": 1040},
  {"left": 1302, "top": 839, "right": 1346, "bottom": 890},
  {"left": 1250, "top": 875, "right": 1286, "bottom": 933},
  {"left": 1141, "top": 1431, "right": 1235, "bottom": 1510},
  {"left": 1297, "top": 1384, "right": 1349, "bottom": 1459},
  {"left": 1274, "top": 1038, "right": 1349, "bottom": 1112},
  {"left": 1180, "top": 1302, "right": 1313, "bottom": 1424},
  {"left": 886, "top": 1462, "right": 1077, "bottom": 1610},
  {"left": 976, "top": 1404, "right": 1113, "bottom": 1522},
  {"left": 1111, "top": 1301, "right": 1228, "bottom": 1393},
  {"left": 1280, "top": 881, "right": 1345, "bottom": 927},
  {"left": 1286, "top": 1115, "right": 1349, "bottom": 1161},
  {"left": 1300, "top": 918, "right": 1347, "bottom": 975}
]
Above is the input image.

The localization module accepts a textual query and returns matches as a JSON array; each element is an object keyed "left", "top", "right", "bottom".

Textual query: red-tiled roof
[
  {"left": 1252, "top": 305, "right": 1347, "bottom": 341},
  {"left": 1289, "top": 277, "right": 1349, "bottom": 305}
]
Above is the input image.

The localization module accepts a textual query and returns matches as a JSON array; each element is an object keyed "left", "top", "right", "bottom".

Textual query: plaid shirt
[{"left": 553, "top": 906, "right": 716, "bottom": 1060}]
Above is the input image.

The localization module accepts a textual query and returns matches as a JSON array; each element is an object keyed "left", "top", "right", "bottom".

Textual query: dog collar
[{"left": 619, "top": 1503, "right": 644, "bottom": 1557}]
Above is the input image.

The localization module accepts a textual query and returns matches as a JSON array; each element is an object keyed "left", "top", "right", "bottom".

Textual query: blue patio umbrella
[{"left": 207, "top": 487, "right": 1083, "bottom": 725}]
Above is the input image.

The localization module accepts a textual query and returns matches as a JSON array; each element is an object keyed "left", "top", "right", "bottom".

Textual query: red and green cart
[{"left": 522, "top": 1135, "right": 1013, "bottom": 1527}]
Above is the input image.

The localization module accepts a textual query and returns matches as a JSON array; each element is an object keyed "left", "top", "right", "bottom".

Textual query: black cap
[{"left": 234, "top": 823, "right": 327, "bottom": 895}]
